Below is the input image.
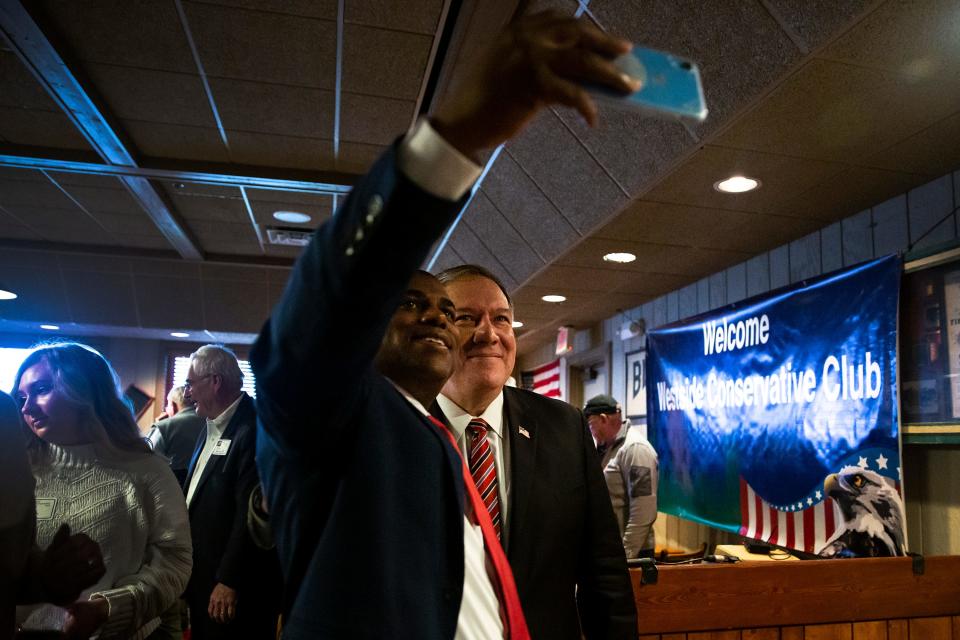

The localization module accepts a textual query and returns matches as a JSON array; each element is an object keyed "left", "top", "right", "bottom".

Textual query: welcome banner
[{"left": 647, "top": 255, "right": 905, "bottom": 557}]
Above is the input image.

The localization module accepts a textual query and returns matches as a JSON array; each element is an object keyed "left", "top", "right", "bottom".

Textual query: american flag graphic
[
  {"left": 526, "top": 359, "right": 561, "bottom": 399},
  {"left": 739, "top": 478, "right": 838, "bottom": 554}
]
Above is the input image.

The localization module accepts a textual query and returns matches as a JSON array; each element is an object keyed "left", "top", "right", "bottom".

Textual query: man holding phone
[{"left": 252, "top": 11, "right": 641, "bottom": 640}]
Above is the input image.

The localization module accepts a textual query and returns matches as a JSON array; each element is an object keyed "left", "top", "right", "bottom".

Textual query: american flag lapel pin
[{"left": 518, "top": 426, "right": 530, "bottom": 439}]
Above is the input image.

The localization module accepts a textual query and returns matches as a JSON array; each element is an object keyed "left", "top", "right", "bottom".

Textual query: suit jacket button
[
  {"left": 366, "top": 194, "right": 383, "bottom": 221},
  {"left": 354, "top": 228, "right": 364, "bottom": 242},
  {"left": 345, "top": 245, "right": 355, "bottom": 256}
]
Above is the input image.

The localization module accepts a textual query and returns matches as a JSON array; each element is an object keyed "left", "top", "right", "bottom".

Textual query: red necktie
[
  {"left": 467, "top": 419, "right": 502, "bottom": 540},
  {"left": 427, "top": 416, "right": 529, "bottom": 640}
]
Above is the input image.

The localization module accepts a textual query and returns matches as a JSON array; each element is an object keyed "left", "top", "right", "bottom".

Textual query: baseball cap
[{"left": 583, "top": 394, "right": 620, "bottom": 416}]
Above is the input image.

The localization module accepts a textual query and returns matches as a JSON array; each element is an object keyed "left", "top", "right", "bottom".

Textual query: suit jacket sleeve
[
  {"left": 575, "top": 410, "right": 639, "bottom": 639},
  {"left": 250, "top": 142, "right": 467, "bottom": 456}
]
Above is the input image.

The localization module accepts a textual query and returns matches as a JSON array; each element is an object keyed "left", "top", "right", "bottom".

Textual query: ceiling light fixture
[
  {"left": 541, "top": 294, "right": 566, "bottom": 303},
  {"left": 603, "top": 252, "right": 637, "bottom": 264},
  {"left": 0, "top": 286, "right": 17, "bottom": 300},
  {"left": 273, "top": 210, "right": 312, "bottom": 224},
  {"left": 714, "top": 176, "right": 760, "bottom": 193},
  {"left": 512, "top": 321, "right": 524, "bottom": 328},
  {"left": 170, "top": 331, "right": 190, "bottom": 338},
  {"left": 40, "top": 324, "right": 60, "bottom": 330}
]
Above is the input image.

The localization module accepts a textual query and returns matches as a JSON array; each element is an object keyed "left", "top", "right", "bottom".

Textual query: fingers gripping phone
[{"left": 592, "top": 46, "right": 708, "bottom": 123}]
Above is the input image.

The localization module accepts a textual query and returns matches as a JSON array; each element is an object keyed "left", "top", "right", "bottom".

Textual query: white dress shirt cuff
[{"left": 399, "top": 119, "right": 482, "bottom": 201}]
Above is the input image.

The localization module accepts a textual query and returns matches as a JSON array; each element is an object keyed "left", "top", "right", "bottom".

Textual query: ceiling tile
[
  {"left": 558, "top": 237, "right": 750, "bottom": 278},
  {"left": 462, "top": 192, "right": 545, "bottom": 284},
  {"left": 595, "top": 200, "right": 824, "bottom": 254},
  {"left": 763, "top": 0, "right": 874, "bottom": 51},
  {"left": 0, "top": 266, "right": 71, "bottom": 321},
  {"left": 861, "top": 110, "right": 960, "bottom": 177},
  {"left": 122, "top": 120, "right": 230, "bottom": 162},
  {"left": 590, "top": 0, "right": 803, "bottom": 134},
  {"left": 247, "top": 193, "right": 333, "bottom": 229},
  {"left": 201, "top": 263, "right": 270, "bottom": 282},
  {"left": 92, "top": 212, "right": 163, "bottom": 236},
  {"left": 643, "top": 145, "right": 847, "bottom": 219},
  {"left": 210, "top": 78, "right": 334, "bottom": 138},
  {"left": 447, "top": 224, "right": 519, "bottom": 291},
  {"left": 56, "top": 253, "right": 131, "bottom": 273},
  {"left": 184, "top": 1, "right": 337, "bottom": 88},
  {"left": 713, "top": 58, "right": 960, "bottom": 164},
  {"left": 34, "top": 0, "right": 195, "bottom": 72},
  {"left": 339, "top": 93, "right": 415, "bottom": 146},
  {"left": 57, "top": 184, "right": 144, "bottom": 215},
  {"left": 226, "top": 130, "right": 334, "bottom": 171},
  {"left": 135, "top": 274, "right": 206, "bottom": 329},
  {"left": 479, "top": 153, "right": 579, "bottom": 264},
  {"left": 61, "top": 270, "right": 139, "bottom": 326},
  {"left": 525, "top": 265, "right": 689, "bottom": 296},
  {"left": 167, "top": 188, "right": 247, "bottom": 224},
  {"left": 114, "top": 234, "right": 176, "bottom": 251},
  {"left": 0, "top": 107, "right": 92, "bottom": 150},
  {"left": 202, "top": 277, "right": 271, "bottom": 333},
  {"left": 345, "top": 0, "right": 444, "bottom": 34},
  {"left": 0, "top": 51, "right": 62, "bottom": 111},
  {"left": 507, "top": 111, "right": 629, "bottom": 234},
  {"left": 192, "top": 0, "right": 336, "bottom": 20},
  {"left": 337, "top": 141, "right": 387, "bottom": 174},
  {"left": 341, "top": 24, "right": 433, "bottom": 100},
  {"left": 0, "top": 168, "right": 47, "bottom": 183},
  {"left": 85, "top": 64, "right": 214, "bottom": 128},
  {"left": 818, "top": 0, "right": 960, "bottom": 74},
  {"left": 553, "top": 103, "right": 697, "bottom": 197},
  {"left": 131, "top": 257, "right": 201, "bottom": 279},
  {"left": 263, "top": 244, "right": 304, "bottom": 260},
  {"left": 428, "top": 246, "right": 466, "bottom": 274},
  {"left": 775, "top": 165, "right": 930, "bottom": 223},
  {"left": 45, "top": 173, "right": 126, "bottom": 190},
  {"left": 0, "top": 180, "right": 77, "bottom": 209}
]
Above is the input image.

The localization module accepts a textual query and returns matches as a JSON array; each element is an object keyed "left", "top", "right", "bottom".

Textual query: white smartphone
[{"left": 591, "top": 46, "right": 708, "bottom": 123}]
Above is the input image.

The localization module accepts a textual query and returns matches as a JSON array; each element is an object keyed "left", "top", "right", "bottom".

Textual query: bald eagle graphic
[{"left": 817, "top": 466, "right": 906, "bottom": 558}]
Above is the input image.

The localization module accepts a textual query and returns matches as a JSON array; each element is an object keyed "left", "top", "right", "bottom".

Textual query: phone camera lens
[{"left": 680, "top": 61, "right": 692, "bottom": 70}]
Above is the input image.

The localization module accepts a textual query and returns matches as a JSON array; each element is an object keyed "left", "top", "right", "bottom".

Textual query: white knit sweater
[{"left": 16, "top": 443, "right": 192, "bottom": 639}]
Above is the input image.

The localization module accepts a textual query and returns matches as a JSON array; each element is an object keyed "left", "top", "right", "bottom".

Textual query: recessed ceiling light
[
  {"left": 603, "top": 252, "right": 636, "bottom": 264},
  {"left": 541, "top": 294, "right": 566, "bottom": 303},
  {"left": 714, "top": 176, "right": 760, "bottom": 193},
  {"left": 40, "top": 324, "right": 59, "bottom": 330},
  {"left": 170, "top": 331, "right": 190, "bottom": 338},
  {"left": 0, "top": 288, "right": 17, "bottom": 300},
  {"left": 273, "top": 210, "right": 312, "bottom": 224},
  {"left": 512, "top": 321, "right": 524, "bottom": 328}
]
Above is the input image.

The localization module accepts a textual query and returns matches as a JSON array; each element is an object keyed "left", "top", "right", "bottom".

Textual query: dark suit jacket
[
  {"left": 251, "top": 145, "right": 473, "bottom": 639},
  {"left": 183, "top": 394, "right": 279, "bottom": 636},
  {"left": 500, "top": 387, "right": 637, "bottom": 640},
  {"left": 151, "top": 406, "right": 205, "bottom": 484}
]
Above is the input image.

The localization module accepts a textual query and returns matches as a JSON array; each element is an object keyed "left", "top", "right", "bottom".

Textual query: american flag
[
  {"left": 524, "top": 359, "right": 561, "bottom": 399},
  {"left": 739, "top": 477, "right": 838, "bottom": 554}
]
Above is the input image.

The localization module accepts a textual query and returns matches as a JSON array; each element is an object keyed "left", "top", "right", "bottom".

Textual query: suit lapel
[
  {"left": 188, "top": 394, "right": 250, "bottom": 504},
  {"left": 503, "top": 387, "right": 537, "bottom": 561}
]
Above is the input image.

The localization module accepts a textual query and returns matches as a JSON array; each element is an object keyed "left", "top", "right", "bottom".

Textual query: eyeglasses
[{"left": 183, "top": 374, "right": 213, "bottom": 389}]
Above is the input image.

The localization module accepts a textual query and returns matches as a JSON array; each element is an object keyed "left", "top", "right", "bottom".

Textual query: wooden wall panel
[
  {"left": 781, "top": 627, "right": 803, "bottom": 640},
  {"left": 953, "top": 616, "right": 960, "bottom": 640},
  {"left": 805, "top": 623, "right": 852, "bottom": 640},
  {"left": 886, "top": 620, "right": 907, "bottom": 640},
  {"left": 852, "top": 620, "right": 886, "bottom": 640},
  {"left": 908, "top": 616, "right": 952, "bottom": 638},
  {"left": 742, "top": 630, "right": 779, "bottom": 640},
  {"left": 688, "top": 632, "right": 740, "bottom": 640}
]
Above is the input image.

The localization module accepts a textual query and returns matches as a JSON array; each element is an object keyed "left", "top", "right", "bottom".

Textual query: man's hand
[
  {"left": 208, "top": 583, "right": 238, "bottom": 624},
  {"left": 432, "top": 11, "right": 639, "bottom": 158},
  {"left": 40, "top": 523, "right": 106, "bottom": 606},
  {"left": 63, "top": 596, "right": 109, "bottom": 639}
]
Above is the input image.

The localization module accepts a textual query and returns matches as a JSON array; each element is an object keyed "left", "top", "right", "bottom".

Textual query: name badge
[
  {"left": 36, "top": 498, "right": 57, "bottom": 520},
  {"left": 212, "top": 439, "right": 231, "bottom": 456}
]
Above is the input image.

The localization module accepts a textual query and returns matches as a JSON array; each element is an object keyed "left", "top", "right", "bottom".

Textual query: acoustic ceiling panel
[
  {"left": 33, "top": 0, "right": 195, "bottom": 73},
  {"left": 339, "top": 93, "right": 416, "bottom": 146},
  {"left": 83, "top": 64, "right": 214, "bottom": 129},
  {"left": 863, "top": 110, "right": 960, "bottom": 177},
  {"left": 345, "top": 0, "right": 445, "bottom": 35},
  {"left": 506, "top": 111, "right": 629, "bottom": 235},
  {"left": 762, "top": 0, "right": 875, "bottom": 51},
  {"left": 461, "top": 191, "right": 545, "bottom": 284},
  {"left": 183, "top": 2, "right": 337, "bottom": 89},
  {"left": 121, "top": 119, "right": 230, "bottom": 162},
  {"left": 446, "top": 223, "right": 519, "bottom": 291},
  {"left": 209, "top": 78, "right": 334, "bottom": 139},
  {"left": 193, "top": 0, "right": 337, "bottom": 21},
  {"left": 479, "top": 152, "right": 580, "bottom": 264},
  {"left": 224, "top": 130, "right": 334, "bottom": 171},
  {"left": 0, "top": 107, "right": 92, "bottom": 149},
  {"left": 341, "top": 24, "right": 433, "bottom": 100}
]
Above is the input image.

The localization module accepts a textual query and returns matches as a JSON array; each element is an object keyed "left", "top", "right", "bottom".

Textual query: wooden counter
[{"left": 632, "top": 555, "right": 960, "bottom": 639}]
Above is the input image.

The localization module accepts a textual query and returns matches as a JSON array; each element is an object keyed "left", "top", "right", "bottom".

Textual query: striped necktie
[
  {"left": 467, "top": 418, "right": 502, "bottom": 540},
  {"left": 427, "top": 415, "right": 529, "bottom": 640}
]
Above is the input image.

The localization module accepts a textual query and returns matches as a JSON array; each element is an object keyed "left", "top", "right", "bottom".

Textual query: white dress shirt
[
  {"left": 185, "top": 394, "right": 243, "bottom": 506},
  {"left": 437, "top": 392, "right": 511, "bottom": 535},
  {"left": 388, "top": 381, "right": 503, "bottom": 640}
]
